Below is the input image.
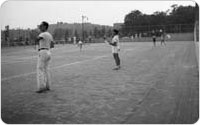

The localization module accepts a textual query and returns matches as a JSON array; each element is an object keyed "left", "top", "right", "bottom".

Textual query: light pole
[
  {"left": 82, "top": 15, "right": 88, "bottom": 43},
  {"left": 5, "top": 25, "right": 10, "bottom": 46}
]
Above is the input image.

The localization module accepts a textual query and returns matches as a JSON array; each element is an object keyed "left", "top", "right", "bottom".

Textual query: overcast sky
[{"left": 0, "top": 1, "right": 195, "bottom": 29}]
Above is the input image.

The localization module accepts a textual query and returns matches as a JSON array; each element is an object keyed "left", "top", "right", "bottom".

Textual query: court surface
[{"left": 1, "top": 41, "right": 199, "bottom": 124}]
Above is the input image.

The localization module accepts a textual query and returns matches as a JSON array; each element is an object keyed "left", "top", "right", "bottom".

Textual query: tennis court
[{"left": 1, "top": 41, "right": 199, "bottom": 124}]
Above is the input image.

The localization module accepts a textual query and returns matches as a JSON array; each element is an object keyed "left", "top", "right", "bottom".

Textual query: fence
[
  {"left": 122, "top": 24, "right": 194, "bottom": 37},
  {"left": 1, "top": 24, "right": 196, "bottom": 47}
]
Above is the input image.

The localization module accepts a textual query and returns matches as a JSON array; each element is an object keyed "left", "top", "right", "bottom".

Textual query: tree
[
  {"left": 89, "top": 30, "right": 93, "bottom": 36},
  {"left": 74, "top": 29, "right": 79, "bottom": 38},
  {"left": 93, "top": 27, "right": 98, "bottom": 38},
  {"left": 83, "top": 30, "right": 88, "bottom": 39},
  {"left": 53, "top": 28, "right": 65, "bottom": 40},
  {"left": 169, "top": 5, "right": 195, "bottom": 24},
  {"left": 106, "top": 28, "right": 112, "bottom": 37},
  {"left": 30, "top": 29, "right": 39, "bottom": 45},
  {"left": 122, "top": 5, "right": 196, "bottom": 35},
  {"left": 123, "top": 10, "right": 143, "bottom": 35},
  {"left": 65, "top": 29, "right": 69, "bottom": 43},
  {"left": 101, "top": 26, "right": 106, "bottom": 37}
]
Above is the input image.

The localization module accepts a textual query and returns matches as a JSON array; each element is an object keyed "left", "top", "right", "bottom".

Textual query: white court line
[
  {"left": 1, "top": 50, "right": 76, "bottom": 64},
  {"left": 1, "top": 56, "right": 37, "bottom": 64},
  {"left": 1, "top": 47, "right": 99, "bottom": 64},
  {"left": 1, "top": 44, "right": 71, "bottom": 55},
  {"left": 2, "top": 49, "right": 99, "bottom": 64},
  {"left": 1, "top": 55, "right": 109, "bottom": 81},
  {"left": 2, "top": 49, "right": 136, "bottom": 81},
  {"left": 2, "top": 42, "right": 133, "bottom": 64}
]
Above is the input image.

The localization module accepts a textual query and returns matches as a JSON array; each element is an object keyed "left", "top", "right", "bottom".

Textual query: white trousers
[{"left": 37, "top": 50, "right": 51, "bottom": 90}]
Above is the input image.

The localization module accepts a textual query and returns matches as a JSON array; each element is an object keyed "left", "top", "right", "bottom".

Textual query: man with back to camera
[{"left": 35, "top": 21, "right": 54, "bottom": 93}]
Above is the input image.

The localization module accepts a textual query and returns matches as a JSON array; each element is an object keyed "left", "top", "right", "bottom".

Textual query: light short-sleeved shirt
[
  {"left": 38, "top": 32, "right": 53, "bottom": 49},
  {"left": 111, "top": 35, "right": 120, "bottom": 53},
  {"left": 78, "top": 41, "right": 83, "bottom": 44}
]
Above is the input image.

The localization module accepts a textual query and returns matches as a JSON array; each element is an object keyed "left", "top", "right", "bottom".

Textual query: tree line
[
  {"left": 52, "top": 26, "right": 113, "bottom": 42},
  {"left": 121, "top": 4, "right": 198, "bottom": 36},
  {"left": 1, "top": 23, "right": 113, "bottom": 46}
]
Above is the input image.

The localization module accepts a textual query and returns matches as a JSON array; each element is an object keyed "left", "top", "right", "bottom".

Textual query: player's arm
[
  {"left": 109, "top": 42, "right": 117, "bottom": 46},
  {"left": 35, "top": 36, "right": 43, "bottom": 50},
  {"left": 109, "top": 36, "right": 118, "bottom": 46},
  {"left": 35, "top": 36, "right": 43, "bottom": 45},
  {"left": 104, "top": 36, "right": 109, "bottom": 44}
]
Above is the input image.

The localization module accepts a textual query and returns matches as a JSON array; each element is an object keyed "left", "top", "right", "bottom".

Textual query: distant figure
[
  {"left": 160, "top": 31, "right": 166, "bottom": 46},
  {"left": 139, "top": 33, "right": 142, "bottom": 38},
  {"left": 159, "top": 29, "right": 163, "bottom": 34},
  {"left": 89, "top": 36, "right": 92, "bottom": 43},
  {"left": 68, "top": 37, "right": 71, "bottom": 43},
  {"left": 73, "top": 36, "right": 76, "bottom": 44},
  {"left": 166, "top": 34, "right": 171, "bottom": 40},
  {"left": 78, "top": 39, "right": 83, "bottom": 51},
  {"left": 35, "top": 21, "right": 54, "bottom": 93},
  {"left": 152, "top": 30, "right": 156, "bottom": 47},
  {"left": 131, "top": 35, "right": 134, "bottom": 40},
  {"left": 135, "top": 33, "right": 138, "bottom": 38}
]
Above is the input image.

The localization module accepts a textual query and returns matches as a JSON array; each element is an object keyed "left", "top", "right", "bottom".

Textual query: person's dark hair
[
  {"left": 113, "top": 29, "right": 119, "bottom": 35},
  {"left": 41, "top": 21, "right": 49, "bottom": 29}
]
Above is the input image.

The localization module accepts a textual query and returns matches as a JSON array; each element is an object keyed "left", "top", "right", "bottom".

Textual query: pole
[
  {"left": 82, "top": 15, "right": 84, "bottom": 43},
  {"left": 5, "top": 25, "right": 10, "bottom": 46}
]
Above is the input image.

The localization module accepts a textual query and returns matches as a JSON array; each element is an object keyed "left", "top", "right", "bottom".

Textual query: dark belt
[{"left": 38, "top": 48, "right": 49, "bottom": 51}]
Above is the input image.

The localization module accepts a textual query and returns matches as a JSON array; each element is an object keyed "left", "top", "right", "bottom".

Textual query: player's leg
[
  {"left": 153, "top": 38, "right": 156, "bottom": 47},
  {"left": 113, "top": 53, "right": 117, "bottom": 65},
  {"left": 164, "top": 39, "right": 166, "bottom": 46},
  {"left": 80, "top": 44, "right": 82, "bottom": 51},
  {"left": 44, "top": 51, "right": 51, "bottom": 90},
  {"left": 116, "top": 53, "right": 121, "bottom": 68},
  {"left": 113, "top": 53, "right": 120, "bottom": 70},
  {"left": 113, "top": 53, "right": 117, "bottom": 64},
  {"left": 36, "top": 51, "right": 46, "bottom": 93}
]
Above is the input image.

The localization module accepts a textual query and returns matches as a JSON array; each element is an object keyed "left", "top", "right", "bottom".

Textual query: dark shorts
[{"left": 153, "top": 38, "right": 156, "bottom": 42}]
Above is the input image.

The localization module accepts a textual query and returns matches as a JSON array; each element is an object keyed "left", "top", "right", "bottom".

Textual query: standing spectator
[
  {"left": 152, "top": 30, "right": 156, "bottom": 47},
  {"left": 73, "top": 36, "right": 76, "bottom": 45},
  {"left": 160, "top": 30, "right": 166, "bottom": 46},
  {"left": 35, "top": 21, "right": 54, "bottom": 93}
]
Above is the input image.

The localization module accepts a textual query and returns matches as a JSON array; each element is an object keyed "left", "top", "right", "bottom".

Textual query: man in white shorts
[
  {"left": 35, "top": 21, "right": 54, "bottom": 93},
  {"left": 106, "top": 29, "right": 121, "bottom": 70},
  {"left": 160, "top": 30, "right": 166, "bottom": 46},
  {"left": 78, "top": 39, "right": 83, "bottom": 51}
]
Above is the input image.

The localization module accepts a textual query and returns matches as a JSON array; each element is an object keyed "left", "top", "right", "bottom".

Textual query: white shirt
[
  {"left": 38, "top": 32, "right": 53, "bottom": 49},
  {"left": 78, "top": 41, "right": 83, "bottom": 44},
  {"left": 111, "top": 35, "right": 120, "bottom": 53}
]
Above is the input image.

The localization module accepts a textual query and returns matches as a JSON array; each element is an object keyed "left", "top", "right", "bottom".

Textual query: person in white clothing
[
  {"left": 35, "top": 21, "right": 54, "bottom": 93},
  {"left": 78, "top": 39, "right": 83, "bottom": 51},
  {"left": 104, "top": 29, "right": 121, "bottom": 70}
]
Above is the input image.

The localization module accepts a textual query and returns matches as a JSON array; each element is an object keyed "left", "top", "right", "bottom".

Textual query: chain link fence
[
  {"left": 122, "top": 24, "right": 194, "bottom": 37},
  {"left": 1, "top": 24, "right": 196, "bottom": 47}
]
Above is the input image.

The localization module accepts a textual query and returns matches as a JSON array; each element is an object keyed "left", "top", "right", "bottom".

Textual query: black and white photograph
[{"left": 0, "top": 0, "right": 199, "bottom": 124}]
